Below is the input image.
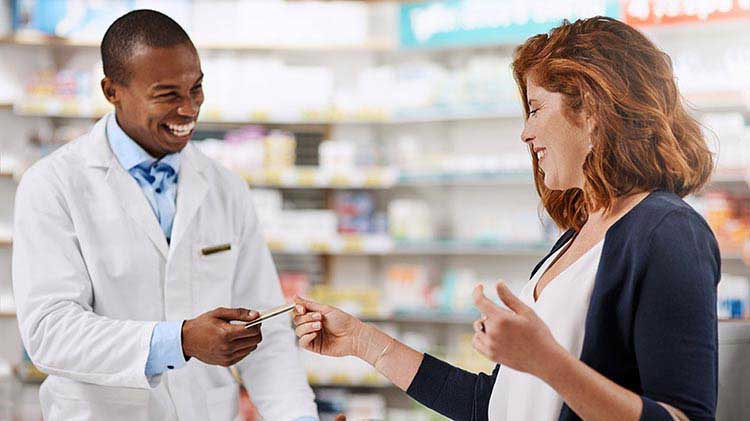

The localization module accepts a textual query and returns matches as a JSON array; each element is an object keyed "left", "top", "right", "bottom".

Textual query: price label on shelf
[
  {"left": 309, "top": 241, "right": 331, "bottom": 253},
  {"left": 296, "top": 168, "right": 317, "bottom": 187},
  {"left": 342, "top": 236, "right": 364, "bottom": 253}
]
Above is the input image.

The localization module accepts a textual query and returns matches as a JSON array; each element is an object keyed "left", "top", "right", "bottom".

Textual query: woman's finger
[
  {"left": 295, "top": 321, "right": 322, "bottom": 338},
  {"left": 472, "top": 333, "right": 492, "bottom": 358},
  {"left": 293, "top": 295, "right": 329, "bottom": 313},
  {"left": 293, "top": 312, "right": 322, "bottom": 326},
  {"left": 299, "top": 332, "right": 318, "bottom": 348},
  {"left": 495, "top": 282, "right": 531, "bottom": 315},
  {"left": 473, "top": 319, "right": 485, "bottom": 333}
]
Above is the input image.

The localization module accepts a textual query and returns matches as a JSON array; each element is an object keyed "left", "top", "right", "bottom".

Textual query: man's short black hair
[{"left": 101, "top": 9, "right": 195, "bottom": 84}]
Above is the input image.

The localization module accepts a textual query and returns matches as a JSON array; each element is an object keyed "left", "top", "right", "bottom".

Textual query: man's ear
[{"left": 101, "top": 77, "right": 119, "bottom": 106}]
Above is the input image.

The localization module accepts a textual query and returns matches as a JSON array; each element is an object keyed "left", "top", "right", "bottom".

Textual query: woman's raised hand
[{"left": 292, "top": 295, "right": 363, "bottom": 357}]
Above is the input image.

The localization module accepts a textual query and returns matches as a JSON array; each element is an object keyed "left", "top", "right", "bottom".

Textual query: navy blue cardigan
[{"left": 406, "top": 190, "right": 720, "bottom": 421}]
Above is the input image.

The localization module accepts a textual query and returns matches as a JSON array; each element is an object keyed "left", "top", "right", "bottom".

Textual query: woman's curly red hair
[{"left": 513, "top": 16, "right": 713, "bottom": 231}]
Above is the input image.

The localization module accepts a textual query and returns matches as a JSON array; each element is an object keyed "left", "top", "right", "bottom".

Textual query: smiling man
[{"left": 12, "top": 9, "right": 317, "bottom": 421}]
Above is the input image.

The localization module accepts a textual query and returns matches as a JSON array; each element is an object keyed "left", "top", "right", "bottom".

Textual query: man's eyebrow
[{"left": 150, "top": 74, "right": 204, "bottom": 91}]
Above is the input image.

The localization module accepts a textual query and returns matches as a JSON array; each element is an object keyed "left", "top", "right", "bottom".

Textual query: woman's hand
[
  {"left": 471, "top": 282, "right": 566, "bottom": 377},
  {"left": 292, "top": 295, "right": 363, "bottom": 358}
]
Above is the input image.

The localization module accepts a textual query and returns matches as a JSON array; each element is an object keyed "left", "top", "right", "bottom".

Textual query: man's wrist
[{"left": 181, "top": 319, "right": 192, "bottom": 361}]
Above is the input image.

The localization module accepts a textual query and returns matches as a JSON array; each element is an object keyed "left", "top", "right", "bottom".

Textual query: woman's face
[{"left": 520, "top": 77, "right": 592, "bottom": 191}]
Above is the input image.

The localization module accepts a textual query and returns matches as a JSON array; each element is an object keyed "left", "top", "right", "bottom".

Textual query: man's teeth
[
  {"left": 166, "top": 122, "right": 195, "bottom": 136},
  {"left": 536, "top": 149, "right": 547, "bottom": 160}
]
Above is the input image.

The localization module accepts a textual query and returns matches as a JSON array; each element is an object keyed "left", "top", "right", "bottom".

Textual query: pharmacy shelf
[
  {"left": 685, "top": 91, "right": 750, "bottom": 115},
  {"left": 266, "top": 235, "right": 551, "bottom": 256},
  {"left": 12, "top": 99, "right": 523, "bottom": 124},
  {"left": 242, "top": 167, "right": 534, "bottom": 189},
  {"left": 0, "top": 311, "right": 15, "bottom": 318},
  {"left": 0, "top": 236, "right": 11, "bottom": 246},
  {"left": 0, "top": 34, "right": 395, "bottom": 53},
  {"left": 243, "top": 167, "right": 399, "bottom": 189},
  {"left": 711, "top": 169, "right": 750, "bottom": 194},
  {"left": 361, "top": 312, "right": 476, "bottom": 325},
  {"left": 244, "top": 167, "right": 743, "bottom": 190},
  {"left": 397, "top": 171, "right": 533, "bottom": 186},
  {"left": 390, "top": 240, "right": 550, "bottom": 256}
]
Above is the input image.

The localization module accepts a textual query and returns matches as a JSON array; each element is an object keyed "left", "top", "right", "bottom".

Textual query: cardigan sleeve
[
  {"left": 406, "top": 354, "right": 499, "bottom": 421},
  {"left": 633, "top": 209, "right": 719, "bottom": 421}
]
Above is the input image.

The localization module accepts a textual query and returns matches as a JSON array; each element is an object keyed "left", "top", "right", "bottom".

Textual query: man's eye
[
  {"left": 191, "top": 84, "right": 203, "bottom": 91},
  {"left": 156, "top": 92, "right": 177, "bottom": 99}
]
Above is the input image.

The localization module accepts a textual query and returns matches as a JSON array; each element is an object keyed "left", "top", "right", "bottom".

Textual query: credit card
[{"left": 245, "top": 303, "right": 296, "bottom": 328}]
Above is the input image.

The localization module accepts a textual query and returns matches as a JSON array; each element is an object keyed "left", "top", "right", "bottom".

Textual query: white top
[{"left": 488, "top": 238, "right": 604, "bottom": 421}]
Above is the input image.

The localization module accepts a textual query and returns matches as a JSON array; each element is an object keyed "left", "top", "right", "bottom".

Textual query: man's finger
[
  {"left": 229, "top": 324, "right": 262, "bottom": 341},
  {"left": 213, "top": 307, "right": 260, "bottom": 322},
  {"left": 230, "top": 338, "right": 261, "bottom": 355},
  {"left": 472, "top": 284, "right": 501, "bottom": 315},
  {"left": 495, "top": 282, "right": 529, "bottom": 314}
]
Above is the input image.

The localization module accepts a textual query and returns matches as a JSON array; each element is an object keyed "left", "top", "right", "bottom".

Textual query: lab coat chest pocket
[{"left": 192, "top": 240, "right": 238, "bottom": 312}]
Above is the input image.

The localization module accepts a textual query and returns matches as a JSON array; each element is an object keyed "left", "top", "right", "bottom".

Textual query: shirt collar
[{"left": 106, "top": 113, "right": 181, "bottom": 174}]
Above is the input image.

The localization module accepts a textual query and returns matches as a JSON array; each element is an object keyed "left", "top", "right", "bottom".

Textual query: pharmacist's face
[
  {"left": 520, "top": 77, "right": 592, "bottom": 191},
  {"left": 107, "top": 42, "right": 204, "bottom": 158}
]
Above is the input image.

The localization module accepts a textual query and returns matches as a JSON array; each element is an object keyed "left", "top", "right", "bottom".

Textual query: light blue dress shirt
[
  {"left": 107, "top": 115, "right": 186, "bottom": 377},
  {"left": 108, "top": 116, "right": 318, "bottom": 420}
]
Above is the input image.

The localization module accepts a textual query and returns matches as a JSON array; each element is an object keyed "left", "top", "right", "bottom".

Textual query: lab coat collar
[{"left": 82, "top": 114, "right": 210, "bottom": 258}]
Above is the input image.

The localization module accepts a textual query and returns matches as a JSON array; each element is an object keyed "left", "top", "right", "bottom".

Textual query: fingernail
[
  {"left": 296, "top": 305, "right": 304, "bottom": 313},
  {"left": 313, "top": 322, "right": 321, "bottom": 329},
  {"left": 313, "top": 313, "right": 321, "bottom": 320}
]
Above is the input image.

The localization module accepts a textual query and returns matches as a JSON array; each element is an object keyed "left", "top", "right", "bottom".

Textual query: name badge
[{"left": 201, "top": 243, "right": 231, "bottom": 256}]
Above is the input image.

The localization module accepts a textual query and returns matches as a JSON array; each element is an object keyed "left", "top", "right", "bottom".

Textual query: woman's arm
[{"left": 293, "top": 297, "right": 497, "bottom": 421}]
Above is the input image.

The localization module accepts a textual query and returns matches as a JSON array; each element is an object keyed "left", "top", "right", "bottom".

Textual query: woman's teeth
[
  {"left": 166, "top": 121, "right": 195, "bottom": 137},
  {"left": 536, "top": 149, "right": 547, "bottom": 160}
]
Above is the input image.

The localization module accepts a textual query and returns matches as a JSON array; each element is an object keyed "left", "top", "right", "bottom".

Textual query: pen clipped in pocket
[{"left": 201, "top": 243, "right": 231, "bottom": 256}]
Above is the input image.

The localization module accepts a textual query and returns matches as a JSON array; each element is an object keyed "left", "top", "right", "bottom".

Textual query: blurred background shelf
[
  {"left": 266, "top": 235, "right": 551, "bottom": 256},
  {"left": 0, "top": 34, "right": 396, "bottom": 53},
  {"left": 11, "top": 99, "right": 524, "bottom": 125},
  {"left": 1, "top": 2, "right": 749, "bottom": 420}
]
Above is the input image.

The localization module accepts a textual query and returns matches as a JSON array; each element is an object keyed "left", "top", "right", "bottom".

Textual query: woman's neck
[{"left": 587, "top": 190, "right": 651, "bottom": 228}]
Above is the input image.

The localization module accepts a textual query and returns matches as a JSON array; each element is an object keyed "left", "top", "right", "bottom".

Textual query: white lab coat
[{"left": 12, "top": 114, "right": 318, "bottom": 421}]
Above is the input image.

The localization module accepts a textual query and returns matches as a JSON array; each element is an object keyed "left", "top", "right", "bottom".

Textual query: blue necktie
[{"left": 132, "top": 161, "right": 177, "bottom": 241}]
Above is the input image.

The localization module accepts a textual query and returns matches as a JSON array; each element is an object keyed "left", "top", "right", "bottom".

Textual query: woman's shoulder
[{"left": 612, "top": 190, "right": 714, "bottom": 243}]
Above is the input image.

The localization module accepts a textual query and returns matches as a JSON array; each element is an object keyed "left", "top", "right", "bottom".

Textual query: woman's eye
[{"left": 528, "top": 108, "right": 539, "bottom": 117}]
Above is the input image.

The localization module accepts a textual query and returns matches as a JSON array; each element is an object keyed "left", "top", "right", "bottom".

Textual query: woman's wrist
[
  {"left": 533, "top": 341, "right": 575, "bottom": 385},
  {"left": 351, "top": 321, "right": 392, "bottom": 365}
]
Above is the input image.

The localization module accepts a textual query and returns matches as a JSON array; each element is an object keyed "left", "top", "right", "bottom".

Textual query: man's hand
[{"left": 182, "top": 307, "right": 262, "bottom": 367}]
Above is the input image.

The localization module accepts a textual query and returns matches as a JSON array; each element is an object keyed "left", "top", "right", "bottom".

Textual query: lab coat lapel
[
  {"left": 84, "top": 115, "right": 170, "bottom": 258},
  {"left": 169, "top": 144, "right": 208, "bottom": 253},
  {"left": 104, "top": 158, "right": 170, "bottom": 258}
]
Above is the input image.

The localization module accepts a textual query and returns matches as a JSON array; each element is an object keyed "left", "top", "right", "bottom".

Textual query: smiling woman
[
  {"left": 513, "top": 17, "right": 713, "bottom": 231},
  {"left": 291, "top": 16, "right": 720, "bottom": 421}
]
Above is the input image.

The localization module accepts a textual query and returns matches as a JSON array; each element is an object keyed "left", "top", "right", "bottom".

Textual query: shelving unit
[
  {"left": 0, "top": 34, "right": 396, "bottom": 53},
  {"left": 1, "top": 3, "right": 749, "bottom": 420}
]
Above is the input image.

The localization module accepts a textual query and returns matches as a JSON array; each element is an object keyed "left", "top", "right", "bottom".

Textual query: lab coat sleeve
[
  {"left": 232, "top": 187, "right": 318, "bottom": 421},
  {"left": 12, "top": 166, "right": 157, "bottom": 389}
]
